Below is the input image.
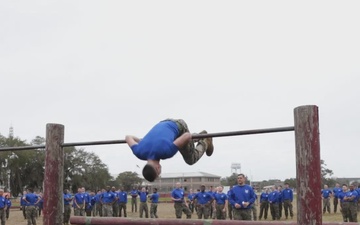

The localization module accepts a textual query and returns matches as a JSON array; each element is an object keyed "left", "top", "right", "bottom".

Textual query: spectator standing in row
[
  {"left": 0, "top": 189, "right": 7, "bottom": 225},
  {"left": 63, "top": 189, "right": 73, "bottom": 225},
  {"left": 228, "top": 174, "right": 255, "bottom": 221},
  {"left": 332, "top": 183, "right": 342, "bottom": 213},
  {"left": 214, "top": 186, "right": 228, "bottom": 220},
  {"left": 130, "top": 187, "right": 138, "bottom": 213},
  {"left": 194, "top": 184, "right": 213, "bottom": 219},
  {"left": 5, "top": 195, "right": 11, "bottom": 221},
  {"left": 321, "top": 185, "right": 332, "bottom": 214},
  {"left": 258, "top": 188, "right": 269, "bottom": 220},
  {"left": 149, "top": 188, "right": 159, "bottom": 218},
  {"left": 118, "top": 187, "right": 127, "bottom": 217},
  {"left": 171, "top": 182, "right": 191, "bottom": 219},
  {"left": 282, "top": 183, "right": 294, "bottom": 219},
  {"left": 100, "top": 186, "right": 116, "bottom": 217},
  {"left": 23, "top": 188, "right": 40, "bottom": 225},
  {"left": 139, "top": 187, "right": 149, "bottom": 218},
  {"left": 268, "top": 186, "right": 280, "bottom": 220}
]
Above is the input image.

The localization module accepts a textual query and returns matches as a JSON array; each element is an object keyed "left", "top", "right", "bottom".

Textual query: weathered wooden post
[
  {"left": 294, "top": 105, "right": 321, "bottom": 225},
  {"left": 43, "top": 123, "right": 64, "bottom": 225}
]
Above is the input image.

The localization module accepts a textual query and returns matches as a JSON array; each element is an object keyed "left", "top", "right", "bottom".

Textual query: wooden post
[
  {"left": 43, "top": 123, "right": 64, "bottom": 225},
  {"left": 294, "top": 105, "right": 321, "bottom": 225}
]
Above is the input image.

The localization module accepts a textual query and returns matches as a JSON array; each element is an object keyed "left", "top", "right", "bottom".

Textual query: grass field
[{"left": 6, "top": 200, "right": 351, "bottom": 225}]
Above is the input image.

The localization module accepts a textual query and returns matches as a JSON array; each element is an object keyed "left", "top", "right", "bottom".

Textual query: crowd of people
[
  {"left": 321, "top": 183, "right": 360, "bottom": 222},
  {"left": 2, "top": 176, "right": 359, "bottom": 225}
]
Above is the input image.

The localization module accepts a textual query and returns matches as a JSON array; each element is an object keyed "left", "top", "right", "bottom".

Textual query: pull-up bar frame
[{"left": 0, "top": 105, "right": 321, "bottom": 225}]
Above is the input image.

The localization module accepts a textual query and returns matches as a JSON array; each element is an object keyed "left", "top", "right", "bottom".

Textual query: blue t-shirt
[
  {"left": 139, "top": 192, "right": 148, "bottom": 203},
  {"left": 321, "top": 189, "right": 332, "bottom": 198},
  {"left": 268, "top": 191, "right": 280, "bottom": 203},
  {"left": 282, "top": 188, "right": 293, "bottom": 201},
  {"left": 101, "top": 191, "right": 116, "bottom": 203},
  {"left": 214, "top": 193, "right": 228, "bottom": 205},
  {"left": 194, "top": 191, "right": 214, "bottom": 205},
  {"left": 228, "top": 184, "right": 255, "bottom": 209},
  {"left": 25, "top": 193, "right": 39, "bottom": 206},
  {"left": 118, "top": 192, "right": 127, "bottom": 203},
  {"left": 260, "top": 192, "right": 269, "bottom": 202},
  {"left": 64, "top": 193, "right": 73, "bottom": 205},
  {"left": 150, "top": 193, "right": 159, "bottom": 203},
  {"left": 131, "top": 121, "right": 179, "bottom": 160},
  {"left": 0, "top": 197, "right": 6, "bottom": 209},
  {"left": 171, "top": 188, "right": 185, "bottom": 203}
]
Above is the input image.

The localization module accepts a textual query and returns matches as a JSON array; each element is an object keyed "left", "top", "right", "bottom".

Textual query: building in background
[{"left": 151, "top": 172, "right": 221, "bottom": 193}]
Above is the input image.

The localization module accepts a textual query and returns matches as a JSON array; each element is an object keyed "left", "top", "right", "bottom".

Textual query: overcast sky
[{"left": 1, "top": 1, "right": 359, "bottom": 182}]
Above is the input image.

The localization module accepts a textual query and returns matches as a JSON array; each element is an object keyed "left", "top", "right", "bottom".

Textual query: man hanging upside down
[{"left": 125, "top": 119, "right": 214, "bottom": 182}]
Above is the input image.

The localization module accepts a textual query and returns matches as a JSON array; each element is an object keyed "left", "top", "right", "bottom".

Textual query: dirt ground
[{"left": 6, "top": 202, "right": 346, "bottom": 225}]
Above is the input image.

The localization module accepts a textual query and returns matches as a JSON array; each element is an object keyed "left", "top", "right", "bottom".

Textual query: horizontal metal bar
[
  {"left": 0, "top": 126, "right": 294, "bottom": 150},
  {"left": 0, "top": 145, "right": 45, "bottom": 151},
  {"left": 192, "top": 126, "right": 294, "bottom": 139},
  {"left": 62, "top": 139, "right": 127, "bottom": 147},
  {"left": 62, "top": 126, "right": 294, "bottom": 147}
]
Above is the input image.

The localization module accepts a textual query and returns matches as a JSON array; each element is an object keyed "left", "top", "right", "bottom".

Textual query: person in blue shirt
[
  {"left": 321, "top": 184, "right": 332, "bottom": 214},
  {"left": 187, "top": 189, "right": 195, "bottom": 213},
  {"left": 138, "top": 187, "right": 149, "bottom": 218},
  {"left": 111, "top": 187, "right": 119, "bottom": 217},
  {"left": 259, "top": 188, "right": 269, "bottom": 220},
  {"left": 20, "top": 190, "right": 27, "bottom": 219},
  {"left": 0, "top": 189, "right": 7, "bottom": 225},
  {"left": 126, "top": 119, "right": 214, "bottom": 182},
  {"left": 63, "top": 189, "right": 73, "bottom": 225},
  {"left": 277, "top": 186, "right": 283, "bottom": 219},
  {"left": 332, "top": 183, "right": 342, "bottom": 213},
  {"left": 227, "top": 186, "right": 233, "bottom": 220},
  {"left": 171, "top": 182, "right": 191, "bottom": 219},
  {"left": 100, "top": 186, "right": 116, "bottom": 217},
  {"left": 74, "top": 188, "right": 86, "bottom": 216},
  {"left": 118, "top": 187, "right": 128, "bottom": 217},
  {"left": 356, "top": 185, "right": 360, "bottom": 209},
  {"left": 23, "top": 188, "right": 40, "bottom": 225},
  {"left": 268, "top": 186, "right": 280, "bottom": 220},
  {"left": 36, "top": 192, "right": 43, "bottom": 217},
  {"left": 251, "top": 190, "right": 258, "bottom": 221},
  {"left": 348, "top": 184, "right": 358, "bottom": 222},
  {"left": 282, "top": 182, "right": 294, "bottom": 219},
  {"left": 214, "top": 186, "right": 228, "bottom": 220},
  {"left": 95, "top": 190, "right": 103, "bottom": 217},
  {"left": 89, "top": 191, "right": 96, "bottom": 217},
  {"left": 130, "top": 187, "right": 138, "bottom": 213},
  {"left": 82, "top": 188, "right": 92, "bottom": 217},
  {"left": 5, "top": 194, "right": 11, "bottom": 221},
  {"left": 338, "top": 184, "right": 349, "bottom": 222},
  {"left": 228, "top": 174, "right": 255, "bottom": 221},
  {"left": 149, "top": 188, "right": 159, "bottom": 218},
  {"left": 193, "top": 184, "right": 214, "bottom": 219}
]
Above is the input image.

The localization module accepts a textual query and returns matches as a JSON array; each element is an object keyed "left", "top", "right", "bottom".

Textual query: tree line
[{"left": 0, "top": 132, "right": 143, "bottom": 196}]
